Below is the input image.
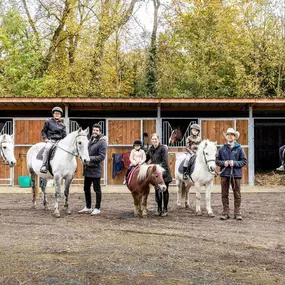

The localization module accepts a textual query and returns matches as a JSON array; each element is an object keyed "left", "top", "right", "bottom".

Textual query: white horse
[
  {"left": 27, "top": 128, "right": 90, "bottom": 217},
  {"left": 175, "top": 139, "right": 217, "bottom": 217},
  {"left": 0, "top": 134, "right": 16, "bottom": 167}
]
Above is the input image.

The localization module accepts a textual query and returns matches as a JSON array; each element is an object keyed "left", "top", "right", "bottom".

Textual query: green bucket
[{"left": 18, "top": 176, "right": 31, "bottom": 188}]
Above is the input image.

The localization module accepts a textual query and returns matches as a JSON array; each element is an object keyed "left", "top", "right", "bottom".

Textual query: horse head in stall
[
  {"left": 127, "top": 164, "right": 166, "bottom": 217},
  {"left": 169, "top": 127, "right": 183, "bottom": 145}
]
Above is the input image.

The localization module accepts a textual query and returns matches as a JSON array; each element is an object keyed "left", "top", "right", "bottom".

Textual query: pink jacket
[{"left": 129, "top": 149, "right": 146, "bottom": 166}]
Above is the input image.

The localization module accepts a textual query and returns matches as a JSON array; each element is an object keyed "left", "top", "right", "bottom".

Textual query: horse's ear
[
  {"left": 83, "top": 127, "right": 89, "bottom": 135},
  {"left": 214, "top": 141, "right": 217, "bottom": 145},
  {"left": 152, "top": 165, "right": 157, "bottom": 172},
  {"left": 77, "top": 127, "right": 82, "bottom": 133},
  {"left": 205, "top": 140, "right": 208, "bottom": 146}
]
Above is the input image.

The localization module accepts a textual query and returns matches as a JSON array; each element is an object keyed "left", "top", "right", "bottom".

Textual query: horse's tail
[{"left": 27, "top": 145, "right": 40, "bottom": 198}]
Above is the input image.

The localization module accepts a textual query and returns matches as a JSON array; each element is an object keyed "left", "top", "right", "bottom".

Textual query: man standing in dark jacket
[
  {"left": 78, "top": 124, "right": 107, "bottom": 215},
  {"left": 216, "top": 128, "right": 247, "bottom": 221},
  {"left": 40, "top": 107, "right": 66, "bottom": 173}
]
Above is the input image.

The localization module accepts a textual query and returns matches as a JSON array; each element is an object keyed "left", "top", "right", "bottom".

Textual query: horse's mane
[{"left": 137, "top": 164, "right": 165, "bottom": 182}]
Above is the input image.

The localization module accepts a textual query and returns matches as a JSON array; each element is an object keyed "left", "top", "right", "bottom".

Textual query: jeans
[{"left": 279, "top": 145, "right": 285, "bottom": 162}]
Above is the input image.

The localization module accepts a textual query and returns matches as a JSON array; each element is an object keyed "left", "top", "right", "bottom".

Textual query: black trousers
[
  {"left": 83, "top": 176, "right": 102, "bottom": 209},
  {"left": 155, "top": 182, "right": 170, "bottom": 213}
]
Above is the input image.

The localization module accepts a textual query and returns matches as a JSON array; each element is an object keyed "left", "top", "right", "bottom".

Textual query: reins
[
  {"left": 48, "top": 134, "right": 87, "bottom": 157},
  {"left": 202, "top": 146, "right": 217, "bottom": 176}
]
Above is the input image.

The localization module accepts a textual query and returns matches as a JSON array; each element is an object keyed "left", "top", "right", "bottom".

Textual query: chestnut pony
[{"left": 127, "top": 164, "right": 166, "bottom": 217}]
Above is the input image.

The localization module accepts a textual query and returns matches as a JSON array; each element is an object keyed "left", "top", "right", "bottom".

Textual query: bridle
[
  {"left": 202, "top": 144, "right": 227, "bottom": 177},
  {"left": 51, "top": 134, "right": 88, "bottom": 158},
  {"left": 0, "top": 139, "right": 12, "bottom": 163},
  {"left": 202, "top": 144, "right": 217, "bottom": 176}
]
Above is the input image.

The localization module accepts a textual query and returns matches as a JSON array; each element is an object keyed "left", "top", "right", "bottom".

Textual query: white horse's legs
[
  {"left": 30, "top": 171, "right": 37, "bottom": 209},
  {"left": 64, "top": 176, "right": 73, "bottom": 215},
  {"left": 177, "top": 180, "right": 182, "bottom": 207},
  {"left": 195, "top": 183, "right": 202, "bottom": 215},
  {"left": 185, "top": 183, "right": 190, "bottom": 208},
  {"left": 40, "top": 178, "right": 49, "bottom": 211},
  {"left": 205, "top": 182, "right": 215, "bottom": 217},
  {"left": 54, "top": 175, "right": 61, "bottom": 218}
]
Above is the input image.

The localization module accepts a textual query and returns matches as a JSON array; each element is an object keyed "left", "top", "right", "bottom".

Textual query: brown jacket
[{"left": 186, "top": 135, "right": 201, "bottom": 154}]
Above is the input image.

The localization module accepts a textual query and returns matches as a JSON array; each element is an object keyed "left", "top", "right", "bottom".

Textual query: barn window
[{"left": 162, "top": 119, "right": 198, "bottom": 147}]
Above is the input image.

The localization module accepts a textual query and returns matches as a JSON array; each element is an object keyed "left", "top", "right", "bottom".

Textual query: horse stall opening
[
  {"left": 254, "top": 119, "right": 285, "bottom": 171},
  {"left": 0, "top": 119, "right": 13, "bottom": 185}
]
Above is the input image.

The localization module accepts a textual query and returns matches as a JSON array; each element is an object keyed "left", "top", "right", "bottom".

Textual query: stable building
[{"left": 0, "top": 97, "right": 284, "bottom": 186}]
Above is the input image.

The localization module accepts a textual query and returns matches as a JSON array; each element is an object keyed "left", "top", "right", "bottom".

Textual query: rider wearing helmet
[
  {"left": 123, "top": 139, "right": 146, "bottom": 185},
  {"left": 183, "top": 123, "right": 201, "bottom": 180},
  {"left": 40, "top": 107, "right": 66, "bottom": 173}
]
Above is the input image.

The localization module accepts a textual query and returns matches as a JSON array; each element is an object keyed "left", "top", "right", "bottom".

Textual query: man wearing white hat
[{"left": 216, "top": 128, "right": 247, "bottom": 221}]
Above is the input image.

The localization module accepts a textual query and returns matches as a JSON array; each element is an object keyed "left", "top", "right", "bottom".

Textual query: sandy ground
[{"left": 0, "top": 191, "right": 285, "bottom": 285}]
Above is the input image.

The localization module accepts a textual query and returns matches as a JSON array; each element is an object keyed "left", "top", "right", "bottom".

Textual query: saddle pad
[
  {"left": 178, "top": 156, "right": 196, "bottom": 177},
  {"left": 36, "top": 146, "right": 57, "bottom": 161},
  {"left": 36, "top": 147, "right": 45, "bottom": 160},
  {"left": 126, "top": 166, "right": 138, "bottom": 187}
]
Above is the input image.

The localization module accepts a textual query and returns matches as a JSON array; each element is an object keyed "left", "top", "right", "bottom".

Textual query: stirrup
[
  {"left": 40, "top": 166, "right": 47, "bottom": 173},
  {"left": 183, "top": 172, "right": 189, "bottom": 180}
]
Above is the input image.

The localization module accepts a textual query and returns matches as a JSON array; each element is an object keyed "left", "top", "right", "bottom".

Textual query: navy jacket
[
  {"left": 216, "top": 142, "right": 247, "bottom": 178},
  {"left": 41, "top": 118, "right": 66, "bottom": 140},
  {"left": 83, "top": 135, "right": 107, "bottom": 178},
  {"left": 146, "top": 144, "right": 172, "bottom": 183}
]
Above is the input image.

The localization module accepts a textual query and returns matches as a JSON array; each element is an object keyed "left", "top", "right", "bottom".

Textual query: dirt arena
[{"left": 0, "top": 191, "right": 285, "bottom": 285}]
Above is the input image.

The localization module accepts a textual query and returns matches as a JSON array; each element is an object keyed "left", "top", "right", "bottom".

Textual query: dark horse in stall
[
  {"left": 169, "top": 127, "right": 183, "bottom": 145},
  {"left": 127, "top": 164, "right": 166, "bottom": 217}
]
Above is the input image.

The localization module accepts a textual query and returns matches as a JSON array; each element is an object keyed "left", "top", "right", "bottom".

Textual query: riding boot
[
  {"left": 183, "top": 167, "right": 189, "bottom": 180},
  {"left": 161, "top": 189, "right": 169, "bottom": 217},
  {"left": 155, "top": 189, "right": 162, "bottom": 216},
  {"left": 40, "top": 149, "right": 49, "bottom": 173}
]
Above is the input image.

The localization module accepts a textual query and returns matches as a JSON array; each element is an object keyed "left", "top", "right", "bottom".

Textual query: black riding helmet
[
  {"left": 133, "top": 139, "right": 142, "bottom": 147},
  {"left": 52, "top": 106, "right": 63, "bottom": 115}
]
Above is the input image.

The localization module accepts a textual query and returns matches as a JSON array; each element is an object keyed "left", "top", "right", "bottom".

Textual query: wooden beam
[{"left": 1, "top": 97, "right": 285, "bottom": 105}]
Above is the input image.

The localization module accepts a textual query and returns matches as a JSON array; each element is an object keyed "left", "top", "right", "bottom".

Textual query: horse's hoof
[
  {"left": 31, "top": 204, "right": 36, "bottom": 209},
  {"left": 208, "top": 212, "right": 215, "bottom": 218},
  {"left": 196, "top": 211, "right": 202, "bottom": 216},
  {"left": 185, "top": 204, "right": 190, "bottom": 208},
  {"left": 66, "top": 210, "right": 71, "bottom": 215},
  {"left": 177, "top": 203, "right": 182, "bottom": 207},
  {"left": 54, "top": 211, "right": 60, "bottom": 218}
]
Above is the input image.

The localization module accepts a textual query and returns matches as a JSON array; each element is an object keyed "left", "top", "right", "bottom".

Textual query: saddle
[
  {"left": 36, "top": 144, "right": 58, "bottom": 176},
  {"left": 178, "top": 155, "right": 196, "bottom": 178}
]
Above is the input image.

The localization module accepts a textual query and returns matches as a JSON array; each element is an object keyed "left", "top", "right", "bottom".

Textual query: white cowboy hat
[{"left": 223, "top": 128, "right": 240, "bottom": 140}]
